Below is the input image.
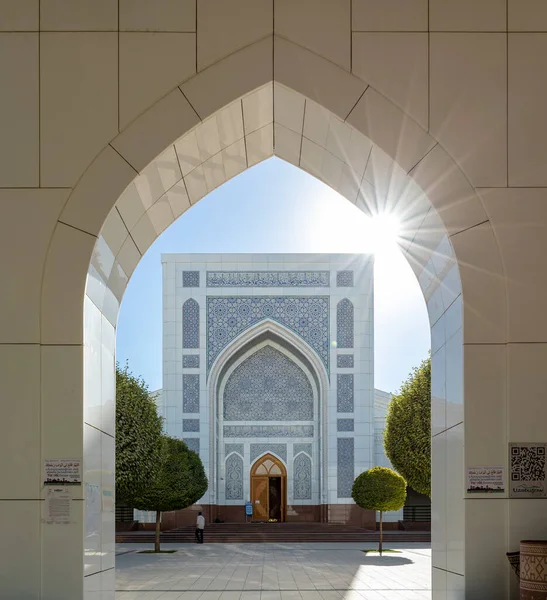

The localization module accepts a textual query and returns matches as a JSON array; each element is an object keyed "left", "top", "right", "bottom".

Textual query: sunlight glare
[{"left": 365, "top": 213, "right": 401, "bottom": 255}]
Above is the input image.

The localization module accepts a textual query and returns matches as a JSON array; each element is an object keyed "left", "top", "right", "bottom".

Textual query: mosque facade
[{"left": 149, "top": 253, "right": 401, "bottom": 525}]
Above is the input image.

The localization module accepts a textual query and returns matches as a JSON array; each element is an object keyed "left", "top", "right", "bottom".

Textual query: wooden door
[
  {"left": 251, "top": 476, "right": 269, "bottom": 520},
  {"left": 250, "top": 454, "right": 287, "bottom": 522}
]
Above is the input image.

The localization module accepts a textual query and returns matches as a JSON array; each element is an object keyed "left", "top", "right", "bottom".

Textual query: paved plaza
[{"left": 116, "top": 543, "right": 431, "bottom": 600}]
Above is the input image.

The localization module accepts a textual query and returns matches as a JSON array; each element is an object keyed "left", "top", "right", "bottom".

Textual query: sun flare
[{"left": 365, "top": 213, "right": 401, "bottom": 255}]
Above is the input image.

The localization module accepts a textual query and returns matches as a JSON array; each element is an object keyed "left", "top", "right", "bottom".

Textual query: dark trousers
[{"left": 195, "top": 528, "right": 204, "bottom": 543}]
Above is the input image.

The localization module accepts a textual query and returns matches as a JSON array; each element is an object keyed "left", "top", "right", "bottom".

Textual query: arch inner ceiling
[{"left": 88, "top": 82, "right": 459, "bottom": 330}]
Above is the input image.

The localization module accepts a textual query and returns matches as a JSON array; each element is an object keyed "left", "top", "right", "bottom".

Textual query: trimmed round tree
[
  {"left": 352, "top": 466, "right": 407, "bottom": 554},
  {"left": 384, "top": 357, "right": 431, "bottom": 497},
  {"left": 134, "top": 436, "right": 208, "bottom": 552},
  {"left": 116, "top": 363, "right": 163, "bottom": 506}
]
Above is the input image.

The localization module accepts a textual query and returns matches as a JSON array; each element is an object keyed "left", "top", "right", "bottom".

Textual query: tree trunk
[
  {"left": 379, "top": 511, "right": 383, "bottom": 556},
  {"left": 155, "top": 510, "right": 161, "bottom": 553}
]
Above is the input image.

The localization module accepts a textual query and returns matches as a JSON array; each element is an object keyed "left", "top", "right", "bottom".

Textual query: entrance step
[{"left": 116, "top": 522, "right": 431, "bottom": 544}]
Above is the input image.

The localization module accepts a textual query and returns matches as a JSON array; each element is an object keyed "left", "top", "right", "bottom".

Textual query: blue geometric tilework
[
  {"left": 184, "top": 438, "right": 200, "bottom": 454},
  {"left": 207, "top": 296, "right": 329, "bottom": 373},
  {"left": 183, "top": 355, "right": 200, "bottom": 368},
  {"left": 183, "top": 271, "right": 200, "bottom": 287},
  {"left": 207, "top": 271, "right": 329, "bottom": 287},
  {"left": 183, "top": 374, "right": 199, "bottom": 413},
  {"left": 225, "top": 453, "right": 243, "bottom": 500},
  {"left": 337, "top": 271, "right": 354, "bottom": 287},
  {"left": 225, "top": 443, "right": 244, "bottom": 457},
  {"left": 336, "top": 299, "right": 354, "bottom": 348},
  {"left": 224, "top": 425, "right": 313, "bottom": 438},
  {"left": 294, "top": 443, "right": 312, "bottom": 457},
  {"left": 337, "top": 437, "right": 354, "bottom": 498},
  {"left": 223, "top": 346, "right": 313, "bottom": 421},
  {"left": 183, "top": 419, "right": 200, "bottom": 432},
  {"left": 293, "top": 453, "right": 312, "bottom": 499},
  {"left": 251, "top": 444, "right": 287, "bottom": 463},
  {"left": 337, "top": 354, "right": 354, "bottom": 368},
  {"left": 183, "top": 298, "right": 199, "bottom": 349},
  {"left": 337, "top": 374, "right": 354, "bottom": 412},
  {"left": 337, "top": 418, "right": 354, "bottom": 432}
]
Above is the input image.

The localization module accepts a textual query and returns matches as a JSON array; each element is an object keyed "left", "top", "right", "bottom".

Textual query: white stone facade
[{"left": 160, "top": 253, "right": 379, "bottom": 513}]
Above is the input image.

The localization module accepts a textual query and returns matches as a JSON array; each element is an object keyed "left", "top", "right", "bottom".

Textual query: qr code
[{"left": 511, "top": 446, "right": 546, "bottom": 481}]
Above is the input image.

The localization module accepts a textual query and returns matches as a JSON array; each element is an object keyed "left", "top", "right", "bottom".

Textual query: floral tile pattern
[
  {"left": 183, "top": 374, "right": 199, "bottom": 413},
  {"left": 223, "top": 345, "right": 313, "bottom": 421},
  {"left": 225, "top": 453, "right": 244, "bottom": 500},
  {"left": 293, "top": 452, "right": 312, "bottom": 499},
  {"left": 337, "top": 374, "right": 354, "bottom": 412},
  {"left": 182, "top": 354, "right": 200, "bottom": 368},
  {"left": 182, "top": 271, "right": 200, "bottom": 287},
  {"left": 336, "top": 271, "right": 354, "bottom": 287},
  {"left": 337, "top": 437, "right": 354, "bottom": 498},
  {"left": 183, "top": 298, "right": 200, "bottom": 348},
  {"left": 336, "top": 298, "right": 354, "bottom": 348},
  {"left": 250, "top": 444, "right": 287, "bottom": 463},
  {"left": 206, "top": 296, "right": 329, "bottom": 373}
]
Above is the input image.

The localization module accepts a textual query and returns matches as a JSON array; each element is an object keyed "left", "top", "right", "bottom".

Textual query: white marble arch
[
  {"left": 210, "top": 322, "right": 325, "bottom": 508},
  {"left": 68, "top": 59, "right": 470, "bottom": 599},
  {"left": 4, "top": 14, "right": 528, "bottom": 598}
]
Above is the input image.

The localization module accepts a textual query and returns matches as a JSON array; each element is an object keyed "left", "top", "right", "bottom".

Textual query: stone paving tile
[{"left": 116, "top": 543, "right": 432, "bottom": 600}]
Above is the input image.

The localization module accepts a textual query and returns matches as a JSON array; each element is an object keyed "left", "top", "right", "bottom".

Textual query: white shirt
[{"left": 196, "top": 515, "right": 205, "bottom": 529}]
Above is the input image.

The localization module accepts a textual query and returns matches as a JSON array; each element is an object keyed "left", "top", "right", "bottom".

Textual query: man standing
[{"left": 196, "top": 511, "right": 205, "bottom": 544}]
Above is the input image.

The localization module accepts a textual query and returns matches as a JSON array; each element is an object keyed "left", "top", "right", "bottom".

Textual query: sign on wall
[
  {"left": 466, "top": 466, "right": 505, "bottom": 493},
  {"left": 509, "top": 443, "right": 547, "bottom": 498},
  {"left": 43, "top": 458, "right": 82, "bottom": 486},
  {"left": 44, "top": 487, "right": 72, "bottom": 525}
]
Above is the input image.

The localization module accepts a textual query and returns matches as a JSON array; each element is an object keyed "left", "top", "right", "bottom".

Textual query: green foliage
[
  {"left": 352, "top": 466, "right": 407, "bottom": 512},
  {"left": 384, "top": 357, "right": 431, "bottom": 497},
  {"left": 133, "top": 436, "right": 208, "bottom": 514},
  {"left": 116, "top": 363, "right": 163, "bottom": 505}
]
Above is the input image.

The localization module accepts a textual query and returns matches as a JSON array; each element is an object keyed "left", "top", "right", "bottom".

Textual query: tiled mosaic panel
[
  {"left": 337, "top": 418, "right": 354, "bottom": 432},
  {"left": 336, "top": 299, "right": 354, "bottom": 348},
  {"left": 337, "top": 354, "right": 354, "bottom": 368},
  {"left": 294, "top": 443, "right": 312, "bottom": 457},
  {"left": 207, "top": 271, "right": 330, "bottom": 287},
  {"left": 225, "top": 443, "right": 244, "bottom": 457},
  {"left": 207, "top": 296, "right": 329, "bottom": 372},
  {"left": 336, "top": 271, "right": 354, "bottom": 287},
  {"left": 223, "top": 345, "right": 313, "bottom": 421},
  {"left": 183, "top": 374, "right": 200, "bottom": 413},
  {"left": 337, "top": 437, "right": 354, "bottom": 498},
  {"left": 183, "top": 298, "right": 200, "bottom": 348},
  {"left": 183, "top": 355, "right": 200, "bottom": 368},
  {"left": 337, "top": 374, "right": 354, "bottom": 412},
  {"left": 183, "top": 419, "right": 200, "bottom": 432},
  {"left": 184, "top": 438, "right": 200, "bottom": 453},
  {"left": 182, "top": 271, "right": 200, "bottom": 287},
  {"left": 293, "top": 453, "right": 312, "bottom": 499},
  {"left": 224, "top": 425, "right": 313, "bottom": 438},
  {"left": 250, "top": 444, "right": 287, "bottom": 463},
  {"left": 225, "top": 453, "right": 244, "bottom": 500}
]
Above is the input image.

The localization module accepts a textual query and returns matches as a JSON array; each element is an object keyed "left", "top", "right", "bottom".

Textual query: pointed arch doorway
[{"left": 250, "top": 454, "right": 287, "bottom": 522}]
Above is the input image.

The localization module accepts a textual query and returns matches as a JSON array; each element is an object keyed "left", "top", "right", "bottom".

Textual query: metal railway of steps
[{"left": 116, "top": 522, "right": 431, "bottom": 544}]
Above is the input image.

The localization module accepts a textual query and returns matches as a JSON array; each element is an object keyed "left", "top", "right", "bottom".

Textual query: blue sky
[{"left": 116, "top": 158, "right": 430, "bottom": 394}]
